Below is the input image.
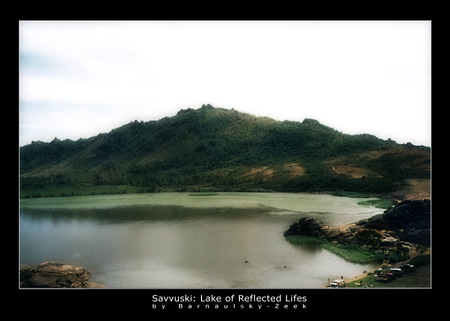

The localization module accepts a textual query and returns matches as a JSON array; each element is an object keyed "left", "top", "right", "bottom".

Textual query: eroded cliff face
[
  {"left": 284, "top": 199, "right": 430, "bottom": 259},
  {"left": 20, "top": 261, "right": 106, "bottom": 288}
]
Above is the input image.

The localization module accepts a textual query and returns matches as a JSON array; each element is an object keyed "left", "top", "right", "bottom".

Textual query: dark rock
[
  {"left": 360, "top": 214, "right": 385, "bottom": 229},
  {"left": 379, "top": 200, "right": 430, "bottom": 245},
  {"left": 355, "top": 200, "right": 430, "bottom": 245},
  {"left": 381, "top": 199, "right": 430, "bottom": 228},
  {"left": 284, "top": 217, "right": 326, "bottom": 238},
  {"left": 399, "top": 228, "right": 431, "bottom": 246}
]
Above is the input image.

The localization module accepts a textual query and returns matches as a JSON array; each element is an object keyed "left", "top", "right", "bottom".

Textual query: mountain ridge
[{"left": 20, "top": 104, "right": 430, "bottom": 198}]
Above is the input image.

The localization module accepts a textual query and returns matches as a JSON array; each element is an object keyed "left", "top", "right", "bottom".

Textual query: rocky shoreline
[
  {"left": 284, "top": 199, "right": 430, "bottom": 263},
  {"left": 20, "top": 261, "right": 106, "bottom": 288}
]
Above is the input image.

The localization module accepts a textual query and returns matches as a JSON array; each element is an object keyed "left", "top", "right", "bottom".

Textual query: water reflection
[
  {"left": 20, "top": 205, "right": 276, "bottom": 223},
  {"left": 20, "top": 201, "right": 378, "bottom": 288}
]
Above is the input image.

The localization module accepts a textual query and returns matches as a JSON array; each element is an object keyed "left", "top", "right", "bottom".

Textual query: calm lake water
[{"left": 20, "top": 193, "right": 382, "bottom": 288}]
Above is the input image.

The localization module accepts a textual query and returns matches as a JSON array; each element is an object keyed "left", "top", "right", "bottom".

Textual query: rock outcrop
[
  {"left": 20, "top": 261, "right": 106, "bottom": 288},
  {"left": 283, "top": 217, "right": 326, "bottom": 238},
  {"left": 284, "top": 199, "right": 430, "bottom": 261},
  {"left": 356, "top": 199, "right": 430, "bottom": 246}
]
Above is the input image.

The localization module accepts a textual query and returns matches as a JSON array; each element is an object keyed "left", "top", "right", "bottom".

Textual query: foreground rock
[
  {"left": 20, "top": 261, "right": 106, "bottom": 288},
  {"left": 284, "top": 199, "right": 430, "bottom": 262},
  {"left": 357, "top": 199, "right": 430, "bottom": 246}
]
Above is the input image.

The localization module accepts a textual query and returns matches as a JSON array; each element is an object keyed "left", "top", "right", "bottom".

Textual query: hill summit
[{"left": 20, "top": 104, "right": 430, "bottom": 198}]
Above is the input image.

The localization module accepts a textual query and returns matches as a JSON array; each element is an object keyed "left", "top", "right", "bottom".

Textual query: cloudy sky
[{"left": 19, "top": 21, "right": 431, "bottom": 147}]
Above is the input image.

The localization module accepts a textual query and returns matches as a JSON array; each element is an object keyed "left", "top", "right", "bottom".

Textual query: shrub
[{"left": 409, "top": 254, "right": 430, "bottom": 267}]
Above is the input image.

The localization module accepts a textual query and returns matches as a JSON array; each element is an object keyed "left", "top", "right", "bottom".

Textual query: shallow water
[{"left": 20, "top": 193, "right": 381, "bottom": 288}]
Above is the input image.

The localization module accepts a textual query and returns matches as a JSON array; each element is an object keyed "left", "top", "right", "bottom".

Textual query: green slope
[{"left": 20, "top": 104, "right": 430, "bottom": 198}]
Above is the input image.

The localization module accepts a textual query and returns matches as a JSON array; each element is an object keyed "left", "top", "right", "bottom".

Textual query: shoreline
[
  {"left": 343, "top": 264, "right": 384, "bottom": 285},
  {"left": 19, "top": 188, "right": 394, "bottom": 200},
  {"left": 322, "top": 265, "right": 381, "bottom": 288}
]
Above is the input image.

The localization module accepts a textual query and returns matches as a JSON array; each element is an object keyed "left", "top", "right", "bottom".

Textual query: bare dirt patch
[
  {"left": 359, "top": 147, "right": 430, "bottom": 171},
  {"left": 241, "top": 167, "right": 274, "bottom": 180},
  {"left": 390, "top": 179, "right": 431, "bottom": 201},
  {"left": 330, "top": 164, "right": 382, "bottom": 178},
  {"left": 284, "top": 163, "right": 305, "bottom": 177},
  {"left": 360, "top": 146, "right": 427, "bottom": 159},
  {"left": 323, "top": 155, "right": 382, "bottom": 179}
]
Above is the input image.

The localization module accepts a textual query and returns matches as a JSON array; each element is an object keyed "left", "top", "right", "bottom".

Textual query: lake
[{"left": 20, "top": 192, "right": 382, "bottom": 288}]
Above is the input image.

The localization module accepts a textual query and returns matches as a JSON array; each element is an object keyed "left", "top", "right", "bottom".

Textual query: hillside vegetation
[{"left": 20, "top": 105, "right": 430, "bottom": 198}]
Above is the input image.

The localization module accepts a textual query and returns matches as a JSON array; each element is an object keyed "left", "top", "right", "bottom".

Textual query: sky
[{"left": 19, "top": 21, "right": 431, "bottom": 147}]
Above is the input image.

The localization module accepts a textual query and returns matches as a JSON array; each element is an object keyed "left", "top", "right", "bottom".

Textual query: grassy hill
[{"left": 20, "top": 104, "right": 430, "bottom": 198}]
